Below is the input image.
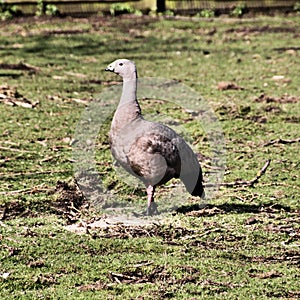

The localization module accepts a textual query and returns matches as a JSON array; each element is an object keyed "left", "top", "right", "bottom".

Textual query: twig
[
  {"left": 0, "top": 205, "right": 7, "bottom": 220},
  {"left": 264, "top": 137, "right": 300, "bottom": 146},
  {"left": 0, "top": 62, "right": 40, "bottom": 72},
  {"left": 200, "top": 279, "right": 242, "bottom": 288},
  {"left": 220, "top": 189, "right": 260, "bottom": 203},
  {"left": 281, "top": 240, "right": 300, "bottom": 248},
  {"left": 259, "top": 182, "right": 300, "bottom": 191},
  {"left": 223, "top": 159, "right": 270, "bottom": 187},
  {"left": 204, "top": 159, "right": 271, "bottom": 188},
  {"left": 0, "top": 170, "right": 72, "bottom": 178},
  {"left": 0, "top": 184, "right": 49, "bottom": 195},
  {"left": 109, "top": 272, "right": 138, "bottom": 282},
  {"left": 127, "top": 260, "right": 154, "bottom": 268},
  {"left": 0, "top": 146, "right": 34, "bottom": 153}
]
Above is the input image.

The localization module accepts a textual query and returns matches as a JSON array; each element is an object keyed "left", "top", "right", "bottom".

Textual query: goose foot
[{"left": 146, "top": 202, "right": 159, "bottom": 216}]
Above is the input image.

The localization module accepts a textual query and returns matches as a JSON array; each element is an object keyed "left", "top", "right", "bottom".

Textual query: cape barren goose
[{"left": 105, "top": 59, "right": 205, "bottom": 215}]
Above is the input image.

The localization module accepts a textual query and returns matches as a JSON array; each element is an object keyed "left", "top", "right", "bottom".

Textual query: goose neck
[{"left": 119, "top": 77, "right": 138, "bottom": 106}]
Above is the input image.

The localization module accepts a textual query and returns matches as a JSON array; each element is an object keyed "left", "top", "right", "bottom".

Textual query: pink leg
[
  {"left": 146, "top": 185, "right": 154, "bottom": 208},
  {"left": 146, "top": 185, "right": 157, "bottom": 215}
]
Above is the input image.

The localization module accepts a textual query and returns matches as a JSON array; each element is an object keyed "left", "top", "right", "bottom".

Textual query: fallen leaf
[
  {"left": 52, "top": 75, "right": 66, "bottom": 80},
  {"left": 1, "top": 272, "right": 10, "bottom": 279},
  {"left": 62, "top": 137, "right": 71, "bottom": 144},
  {"left": 272, "top": 75, "right": 285, "bottom": 81},
  {"left": 217, "top": 81, "right": 244, "bottom": 90}
]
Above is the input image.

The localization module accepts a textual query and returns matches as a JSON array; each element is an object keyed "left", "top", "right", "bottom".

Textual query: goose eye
[{"left": 119, "top": 63, "right": 123, "bottom": 66}]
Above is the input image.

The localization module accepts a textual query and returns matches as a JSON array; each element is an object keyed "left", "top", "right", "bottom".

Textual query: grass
[{"left": 0, "top": 14, "right": 299, "bottom": 299}]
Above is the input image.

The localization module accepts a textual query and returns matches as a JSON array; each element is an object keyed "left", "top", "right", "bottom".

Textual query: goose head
[{"left": 105, "top": 59, "right": 137, "bottom": 81}]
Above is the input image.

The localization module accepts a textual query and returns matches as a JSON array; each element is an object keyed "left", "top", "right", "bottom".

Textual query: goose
[{"left": 105, "top": 59, "right": 205, "bottom": 215}]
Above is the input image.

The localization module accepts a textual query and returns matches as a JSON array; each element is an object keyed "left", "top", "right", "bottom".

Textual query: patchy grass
[{"left": 0, "top": 15, "right": 299, "bottom": 299}]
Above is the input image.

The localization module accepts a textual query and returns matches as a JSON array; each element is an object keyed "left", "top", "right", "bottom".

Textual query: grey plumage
[{"left": 105, "top": 59, "right": 204, "bottom": 215}]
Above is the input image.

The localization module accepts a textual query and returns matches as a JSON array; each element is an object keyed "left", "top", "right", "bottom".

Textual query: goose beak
[{"left": 105, "top": 63, "right": 114, "bottom": 72}]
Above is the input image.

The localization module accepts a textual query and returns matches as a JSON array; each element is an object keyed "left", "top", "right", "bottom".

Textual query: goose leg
[{"left": 146, "top": 185, "right": 158, "bottom": 216}]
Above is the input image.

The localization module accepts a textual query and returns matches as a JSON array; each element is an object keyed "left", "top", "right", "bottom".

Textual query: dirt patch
[
  {"left": 180, "top": 203, "right": 291, "bottom": 215},
  {"left": 264, "top": 105, "right": 282, "bottom": 114},
  {"left": 0, "top": 200, "right": 35, "bottom": 220},
  {"left": 105, "top": 263, "right": 241, "bottom": 299},
  {"left": 65, "top": 202, "right": 295, "bottom": 236},
  {"left": 89, "top": 15, "right": 157, "bottom": 34},
  {"left": 248, "top": 115, "right": 268, "bottom": 123},
  {"left": 226, "top": 25, "right": 298, "bottom": 35},
  {"left": 0, "top": 62, "right": 40, "bottom": 73},
  {"left": 41, "top": 29, "right": 90, "bottom": 36},
  {"left": 65, "top": 215, "right": 159, "bottom": 233},
  {"left": 83, "top": 221, "right": 197, "bottom": 240},
  {"left": 51, "top": 180, "right": 84, "bottom": 208},
  {"left": 217, "top": 81, "right": 244, "bottom": 91},
  {"left": 254, "top": 93, "right": 299, "bottom": 104},
  {"left": 77, "top": 264, "right": 211, "bottom": 292},
  {"left": 284, "top": 116, "right": 300, "bottom": 123},
  {"left": 0, "top": 180, "right": 86, "bottom": 221},
  {"left": 251, "top": 250, "right": 300, "bottom": 266},
  {"left": 49, "top": 180, "right": 86, "bottom": 223},
  {"left": 184, "top": 205, "right": 225, "bottom": 217},
  {"left": 108, "top": 264, "right": 203, "bottom": 285}
]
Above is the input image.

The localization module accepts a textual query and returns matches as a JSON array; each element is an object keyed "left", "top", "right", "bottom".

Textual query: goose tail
[
  {"left": 181, "top": 167, "right": 205, "bottom": 199},
  {"left": 190, "top": 175, "right": 205, "bottom": 199}
]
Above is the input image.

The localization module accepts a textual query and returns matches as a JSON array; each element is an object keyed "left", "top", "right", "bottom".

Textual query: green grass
[{"left": 0, "top": 14, "right": 299, "bottom": 299}]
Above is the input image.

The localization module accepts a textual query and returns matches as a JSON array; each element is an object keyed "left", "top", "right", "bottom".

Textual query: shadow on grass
[{"left": 176, "top": 202, "right": 291, "bottom": 215}]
